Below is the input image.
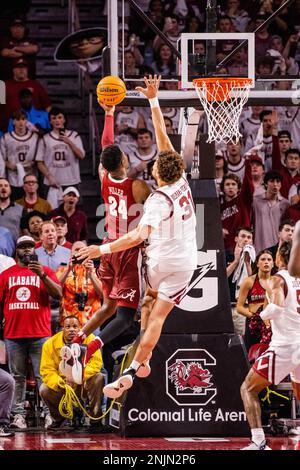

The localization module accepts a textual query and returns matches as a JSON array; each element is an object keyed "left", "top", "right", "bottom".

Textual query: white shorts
[
  {"left": 253, "top": 344, "right": 300, "bottom": 385},
  {"left": 145, "top": 265, "right": 194, "bottom": 305}
]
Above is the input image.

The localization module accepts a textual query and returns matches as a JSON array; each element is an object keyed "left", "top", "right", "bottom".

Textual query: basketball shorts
[
  {"left": 252, "top": 344, "right": 300, "bottom": 385},
  {"left": 98, "top": 246, "right": 142, "bottom": 309},
  {"left": 145, "top": 265, "right": 194, "bottom": 305}
]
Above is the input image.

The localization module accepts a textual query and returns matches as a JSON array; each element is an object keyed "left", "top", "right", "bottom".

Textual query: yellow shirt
[{"left": 40, "top": 332, "right": 103, "bottom": 391}]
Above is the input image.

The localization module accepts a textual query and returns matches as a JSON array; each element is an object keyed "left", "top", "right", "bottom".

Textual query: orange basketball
[{"left": 96, "top": 75, "right": 126, "bottom": 106}]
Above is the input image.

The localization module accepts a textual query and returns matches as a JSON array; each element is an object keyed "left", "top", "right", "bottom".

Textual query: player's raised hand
[
  {"left": 136, "top": 74, "right": 161, "bottom": 99},
  {"left": 98, "top": 101, "right": 115, "bottom": 115},
  {"left": 76, "top": 244, "right": 100, "bottom": 261}
]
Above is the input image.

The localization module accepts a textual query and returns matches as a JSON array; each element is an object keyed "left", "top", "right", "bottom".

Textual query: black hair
[
  {"left": 285, "top": 148, "right": 300, "bottom": 159},
  {"left": 49, "top": 107, "right": 65, "bottom": 118},
  {"left": 101, "top": 145, "right": 123, "bottom": 172},
  {"left": 279, "top": 219, "right": 295, "bottom": 231},
  {"left": 24, "top": 210, "right": 45, "bottom": 230},
  {"left": 252, "top": 249, "right": 273, "bottom": 274},
  {"left": 278, "top": 240, "right": 291, "bottom": 266},
  {"left": 136, "top": 128, "right": 153, "bottom": 139},
  {"left": 278, "top": 130, "right": 291, "bottom": 140},
  {"left": 236, "top": 226, "right": 253, "bottom": 236},
  {"left": 263, "top": 170, "right": 283, "bottom": 185},
  {"left": 63, "top": 315, "right": 80, "bottom": 323},
  {"left": 259, "top": 109, "right": 272, "bottom": 122},
  {"left": 12, "top": 110, "right": 27, "bottom": 120}
]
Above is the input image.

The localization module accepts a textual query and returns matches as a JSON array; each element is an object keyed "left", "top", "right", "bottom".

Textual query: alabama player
[
  {"left": 241, "top": 241, "right": 300, "bottom": 450},
  {"left": 76, "top": 75, "right": 197, "bottom": 398},
  {"left": 70, "top": 102, "right": 150, "bottom": 363}
]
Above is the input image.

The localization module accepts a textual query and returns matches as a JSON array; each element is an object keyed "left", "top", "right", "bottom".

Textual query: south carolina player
[
  {"left": 241, "top": 241, "right": 300, "bottom": 450},
  {"left": 69, "top": 102, "right": 150, "bottom": 362},
  {"left": 76, "top": 75, "right": 197, "bottom": 398}
]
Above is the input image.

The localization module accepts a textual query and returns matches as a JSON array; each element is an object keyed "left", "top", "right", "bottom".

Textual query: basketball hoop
[{"left": 193, "top": 77, "right": 253, "bottom": 144}]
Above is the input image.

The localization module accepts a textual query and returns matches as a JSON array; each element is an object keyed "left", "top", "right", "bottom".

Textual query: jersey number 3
[
  {"left": 108, "top": 196, "right": 128, "bottom": 220},
  {"left": 179, "top": 191, "right": 194, "bottom": 221}
]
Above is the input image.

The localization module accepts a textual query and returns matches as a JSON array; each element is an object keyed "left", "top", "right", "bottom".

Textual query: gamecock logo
[
  {"left": 166, "top": 349, "right": 217, "bottom": 406},
  {"left": 169, "top": 361, "right": 212, "bottom": 392}
]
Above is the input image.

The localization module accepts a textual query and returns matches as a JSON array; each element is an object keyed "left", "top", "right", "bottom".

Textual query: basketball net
[{"left": 193, "top": 77, "right": 252, "bottom": 144}]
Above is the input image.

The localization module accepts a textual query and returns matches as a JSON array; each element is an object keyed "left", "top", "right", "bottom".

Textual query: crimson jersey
[
  {"left": 101, "top": 171, "right": 143, "bottom": 240},
  {"left": 0, "top": 264, "right": 57, "bottom": 339}
]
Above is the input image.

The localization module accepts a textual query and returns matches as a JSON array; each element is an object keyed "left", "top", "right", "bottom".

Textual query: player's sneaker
[
  {"left": 136, "top": 352, "right": 152, "bottom": 378},
  {"left": 103, "top": 368, "right": 136, "bottom": 399},
  {"left": 241, "top": 440, "right": 271, "bottom": 450},
  {"left": 59, "top": 345, "right": 73, "bottom": 381},
  {"left": 70, "top": 343, "right": 87, "bottom": 385}
]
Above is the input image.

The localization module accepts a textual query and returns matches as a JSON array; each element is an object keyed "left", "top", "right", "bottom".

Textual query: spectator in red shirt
[
  {"left": 1, "top": 58, "right": 51, "bottom": 132},
  {"left": 49, "top": 187, "right": 88, "bottom": 243},
  {"left": 0, "top": 235, "right": 61, "bottom": 429}
]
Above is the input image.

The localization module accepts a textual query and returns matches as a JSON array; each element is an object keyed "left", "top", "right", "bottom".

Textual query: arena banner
[
  {"left": 110, "top": 334, "right": 250, "bottom": 436},
  {"left": 163, "top": 179, "right": 234, "bottom": 334}
]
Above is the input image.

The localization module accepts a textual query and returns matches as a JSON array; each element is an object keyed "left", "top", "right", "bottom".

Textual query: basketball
[{"left": 96, "top": 75, "right": 127, "bottom": 106}]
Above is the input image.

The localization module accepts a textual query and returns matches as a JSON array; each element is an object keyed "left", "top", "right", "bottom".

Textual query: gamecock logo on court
[{"left": 166, "top": 349, "right": 217, "bottom": 406}]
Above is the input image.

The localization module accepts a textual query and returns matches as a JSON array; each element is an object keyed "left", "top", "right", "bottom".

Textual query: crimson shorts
[
  {"left": 98, "top": 246, "right": 142, "bottom": 309},
  {"left": 252, "top": 344, "right": 300, "bottom": 385}
]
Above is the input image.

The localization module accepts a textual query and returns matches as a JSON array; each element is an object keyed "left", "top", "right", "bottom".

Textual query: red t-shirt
[{"left": 0, "top": 264, "right": 58, "bottom": 339}]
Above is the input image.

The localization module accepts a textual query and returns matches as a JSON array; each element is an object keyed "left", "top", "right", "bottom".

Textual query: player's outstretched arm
[
  {"left": 98, "top": 103, "right": 115, "bottom": 181},
  {"left": 136, "top": 75, "right": 174, "bottom": 153},
  {"left": 288, "top": 220, "right": 300, "bottom": 277},
  {"left": 76, "top": 224, "right": 152, "bottom": 261}
]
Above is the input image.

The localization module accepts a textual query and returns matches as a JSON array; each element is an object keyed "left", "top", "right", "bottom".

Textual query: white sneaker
[
  {"left": 44, "top": 414, "right": 53, "bottom": 429},
  {"left": 59, "top": 345, "right": 73, "bottom": 381},
  {"left": 241, "top": 440, "right": 271, "bottom": 450},
  {"left": 136, "top": 352, "right": 152, "bottom": 378},
  {"left": 11, "top": 414, "right": 27, "bottom": 429},
  {"left": 70, "top": 343, "right": 83, "bottom": 385},
  {"left": 103, "top": 369, "right": 135, "bottom": 399}
]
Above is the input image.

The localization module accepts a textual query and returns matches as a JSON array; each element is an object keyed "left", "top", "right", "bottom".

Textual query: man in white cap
[
  {"left": 49, "top": 186, "right": 87, "bottom": 243},
  {"left": 0, "top": 235, "right": 61, "bottom": 429}
]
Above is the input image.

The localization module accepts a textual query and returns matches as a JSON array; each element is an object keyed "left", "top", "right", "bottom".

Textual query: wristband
[
  {"left": 40, "top": 272, "right": 48, "bottom": 281},
  {"left": 99, "top": 244, "right": 112, "bottom": 255},
  {"left": 149, "top": 97, "right": 159, "bottom": 109},
  {"left": 260, "top": 302, "right": 284, "bottom": 320}
]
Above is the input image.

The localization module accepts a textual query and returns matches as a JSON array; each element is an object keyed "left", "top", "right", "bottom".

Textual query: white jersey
[
  {"left": 0, "top": 131, "right": 39, "bottom": 187},
  {"left": 128, "top": 147, "right": 158, "bottom": 191},
  {"left": 140, "top": 175, "right": 197, "bottom": 272},
  {"left": 35, "top": 130, "right": 85, "bottom": 186},
  {"left": 269, "top": 269, "right": 300, "bottom": 347}
]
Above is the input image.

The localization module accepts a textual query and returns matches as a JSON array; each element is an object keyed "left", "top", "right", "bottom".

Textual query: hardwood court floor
[{"left": 1, "top": 431, "right": 300, "bottom": 451}]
